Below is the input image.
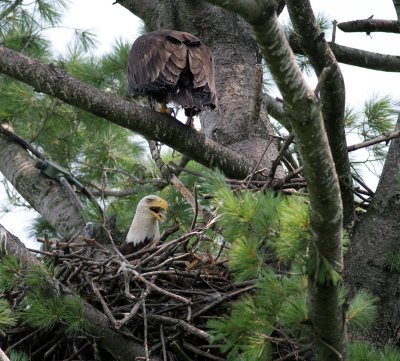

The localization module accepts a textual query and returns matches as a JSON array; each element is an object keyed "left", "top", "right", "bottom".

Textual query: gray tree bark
[
  {"left": 345, "top": 117, "right": 400, "bottom": 345},
  {"left": 0, "top": 131, "right": 87, "bottom": 241},
  {"left": 118, "top": 0, "right": 283, "bottom": 175}
]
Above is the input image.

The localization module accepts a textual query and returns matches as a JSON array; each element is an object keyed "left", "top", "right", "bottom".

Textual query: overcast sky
[{"left": 1, "top": 0, "right": 399, "bottom": 246}]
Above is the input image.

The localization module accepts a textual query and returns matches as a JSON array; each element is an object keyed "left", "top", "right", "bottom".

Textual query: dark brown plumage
[{"left": 128, "top": 29, "right": 217, "bottom": 117}]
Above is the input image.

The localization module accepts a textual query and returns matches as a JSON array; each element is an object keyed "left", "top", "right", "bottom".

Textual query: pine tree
[{"left": 1, "top": 1, "right": 400, "bottom": 361}]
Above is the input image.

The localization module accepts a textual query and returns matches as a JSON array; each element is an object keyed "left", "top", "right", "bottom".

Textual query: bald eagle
[
  {"left": 120, "top": 195, "right": 169, "bottom": 255},
  {"left": 127, "top": 29, "right": 217, "bottom": 121}
]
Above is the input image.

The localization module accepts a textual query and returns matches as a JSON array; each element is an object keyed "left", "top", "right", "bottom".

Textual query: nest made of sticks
[{"left": 4, "top": 224, "right": 256, "bottom": 361}]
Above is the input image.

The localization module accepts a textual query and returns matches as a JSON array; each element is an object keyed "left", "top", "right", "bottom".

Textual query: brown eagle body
[{"left": 128, "top": 29, "right": 217, "bottom": 116}]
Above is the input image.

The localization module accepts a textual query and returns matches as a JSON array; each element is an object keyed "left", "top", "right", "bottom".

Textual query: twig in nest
[
  {"left": 170, "top": 341, "right": 192, "bottom": 361},
  {"left": 182, "top": 341, "right": 226, "bottom": 361},
  {"left": 264, "top": 134, "right": 295, "bottom": 190},
  {"left": 142, "top": 290, "right": 150, "bottom": 361},
  {"left": 148, "top": 314, "right": 208, "bottom": 340},
  {"left": 85, "top": 273, "right": 116, "bottom": 325},
  {"left": 160, "top": 325, "right": 168, "bottom": 361}
]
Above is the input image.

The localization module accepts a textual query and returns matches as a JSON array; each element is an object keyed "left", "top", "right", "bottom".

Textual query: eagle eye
[{"left": 146, "top": 199, "right": 152, "bottom": 203}]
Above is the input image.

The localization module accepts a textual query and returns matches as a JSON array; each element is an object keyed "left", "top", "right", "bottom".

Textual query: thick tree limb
[
  {"left": 286, "top": 0, "right": 353, "bottom": 225},
  {"left": 0, "top": 224, "right": 156, "bottom": 361},
  {"left": 0, "top": 131, "right": 87, "bottom": 241},
  {"left": 0, "top": 46, "right": 257, "bottom": 180},
  {"left": 204, "top": 1, "right": 346, "bottom": 360},
  {"left": 338, "top": 19, "right": 400, "bottom": 34}
]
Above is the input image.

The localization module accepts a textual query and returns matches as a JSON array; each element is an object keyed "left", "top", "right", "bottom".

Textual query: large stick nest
[{"left": 3, "top": 224, "right": 254, "bottom": 361}]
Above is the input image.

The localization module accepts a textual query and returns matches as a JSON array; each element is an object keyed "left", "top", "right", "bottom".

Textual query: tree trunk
[
  {"left": 345, "top": 117, "right": 400, "bottom": 345},
  {"left": 118, "top": 0, "right": 283, "bottom": 175}
]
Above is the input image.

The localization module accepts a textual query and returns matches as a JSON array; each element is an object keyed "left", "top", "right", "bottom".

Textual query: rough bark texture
[
  {"left": 118, "top": 0, "right": 283, "bottom": 175},
  {"left": 0, "top": 132, "right": 86, "bottom": 241},
  {"left": 286, "top": 0, "right": 353, "bottom": 226},
  {"left": 345, "top": 118, "right": 400, "bottom": 345},
  {"left": 0, "top": 46, "right": 259, "bottom": 180},
  {"left": 0, "top": 224, "right": 154, "bottom": 361},
  {"left": 338, "top": 19, "right": 400, "bottom": 34},
  {"left": 203, "top": 1, "right": 346, "bottom": 360}
]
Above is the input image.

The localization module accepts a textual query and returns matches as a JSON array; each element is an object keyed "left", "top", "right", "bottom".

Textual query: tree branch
[
  {"left": 347, "top": 129, "right": 400, "bottom": 152},
  {"left": 286, "top": 0, "right": 353, "bottom": 225},
  {"left": 338, "top": 18, "right": 400, "bottom": 34},
  {"left": 289, "top": 34, "right": 400, "bottom": 72},
  {"left": 0, "top": 46, "right": 257, "bottom": 180}
]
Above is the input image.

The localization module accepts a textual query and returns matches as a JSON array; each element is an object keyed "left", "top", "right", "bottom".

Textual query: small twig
[
  {"left": 171, "top": 174, "right": 204, "bottom": 219},
  {"left": 160, "top": 325, "right": 168, "bottom": 361},
  {"left": 142, "top": 291, "right": 150, "bottom": 361},
  {"left": 264, "top": 134, "right": 295, "bottom": 190},
  {"left": 332, "top": 20, "right": 338, "bottom": 43},
  {"left": 85, "top": 273, "right": 117, "bottom": 325},
  {"left": 191, "top": 284, "right": 256, "bottom": 319},
  {"left": 182, "top": 341, "right": 226, "bottom": 361},
  {"left": 243, "top": 139, "right": 274, "bottom": 189},
  {"left": 190, "top": 184, "right": 199, "bottom": 230},
  {"left": 352, "top": 173, "right": 374, "bottom": 196},
  {"left": 127, "top": 268, "right": 191, "bottom": 304},
  {"left": 170, "top": 341, "right": 192, "bottom": 361},
  {"left": 148, "top": 315, "right": 208, "bottom": 340}
]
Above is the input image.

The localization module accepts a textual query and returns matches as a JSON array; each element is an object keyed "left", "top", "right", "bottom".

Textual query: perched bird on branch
[
  {"left": 127, "top": 29, "right": 217, "bottom": 125},
  {"left": 120, "top": 195, "right": 169, "bottom": 255}
]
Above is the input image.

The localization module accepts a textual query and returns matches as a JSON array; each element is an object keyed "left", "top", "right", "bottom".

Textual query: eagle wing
[
  {"left": 128, "top": 30, "right": 217, "bottom": 111},
  {"left": 188, "top": 44, "right": 217, "bottom": 108},
  {"left": 128, "top": 30, "right": 188, "bottom": 95}
]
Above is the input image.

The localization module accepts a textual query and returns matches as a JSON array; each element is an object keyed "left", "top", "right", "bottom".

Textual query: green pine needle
[
  {"left": 278, "top": 293, "right": 308, "bottom": 333},
  {"left": 275, "top": 196, "right": 310, "bottom": 263},
  {"left": 385, "top": 251, "right": 400, "bottom": 273},
  {"left": 349, "top": 342, "right": 400, "bottom": 361},
  {"left": 9, "top": 350, "right": 30, "bottom": 361},
  {"left": 229, "top": 237, "right": 264, "bottom": 281},
  {"left": 63, "top": 295, "right": 92, "bottom": 334},
  {"left": 24, "top": 263, "right": 56, "bottom": 288},
  {"left": 349, "top": 341, "right": 378, "bottom": 361},
  {"left": 312, "top": 256, "right": 343, "bottom": 286},
  {"left": 347, "top": 289, "right": 378, "bottom": 331},
  {"left": 0, "top": 298, "right": 18, "bottom": 336},
  {"left": 0, "top": 255, "right": 22, "bottom": 291},
  {"left": 380, "top": 345, "right": 400, "bottom": 361},
  {"left": 241, "top": 334, "right": 273, "bottom": 361},
  {"left": 23, "top": 291, "right": 64, "bottom": 330}
]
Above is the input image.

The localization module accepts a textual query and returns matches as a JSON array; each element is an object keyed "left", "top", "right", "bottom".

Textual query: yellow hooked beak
[{"left": 149, "top": 198, "right": 169, "bottom": 222}]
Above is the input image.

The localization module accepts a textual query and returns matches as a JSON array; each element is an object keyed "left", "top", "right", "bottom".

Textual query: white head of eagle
[{"left": 125, "top": 195, "right": 169, "bottom": 246}]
